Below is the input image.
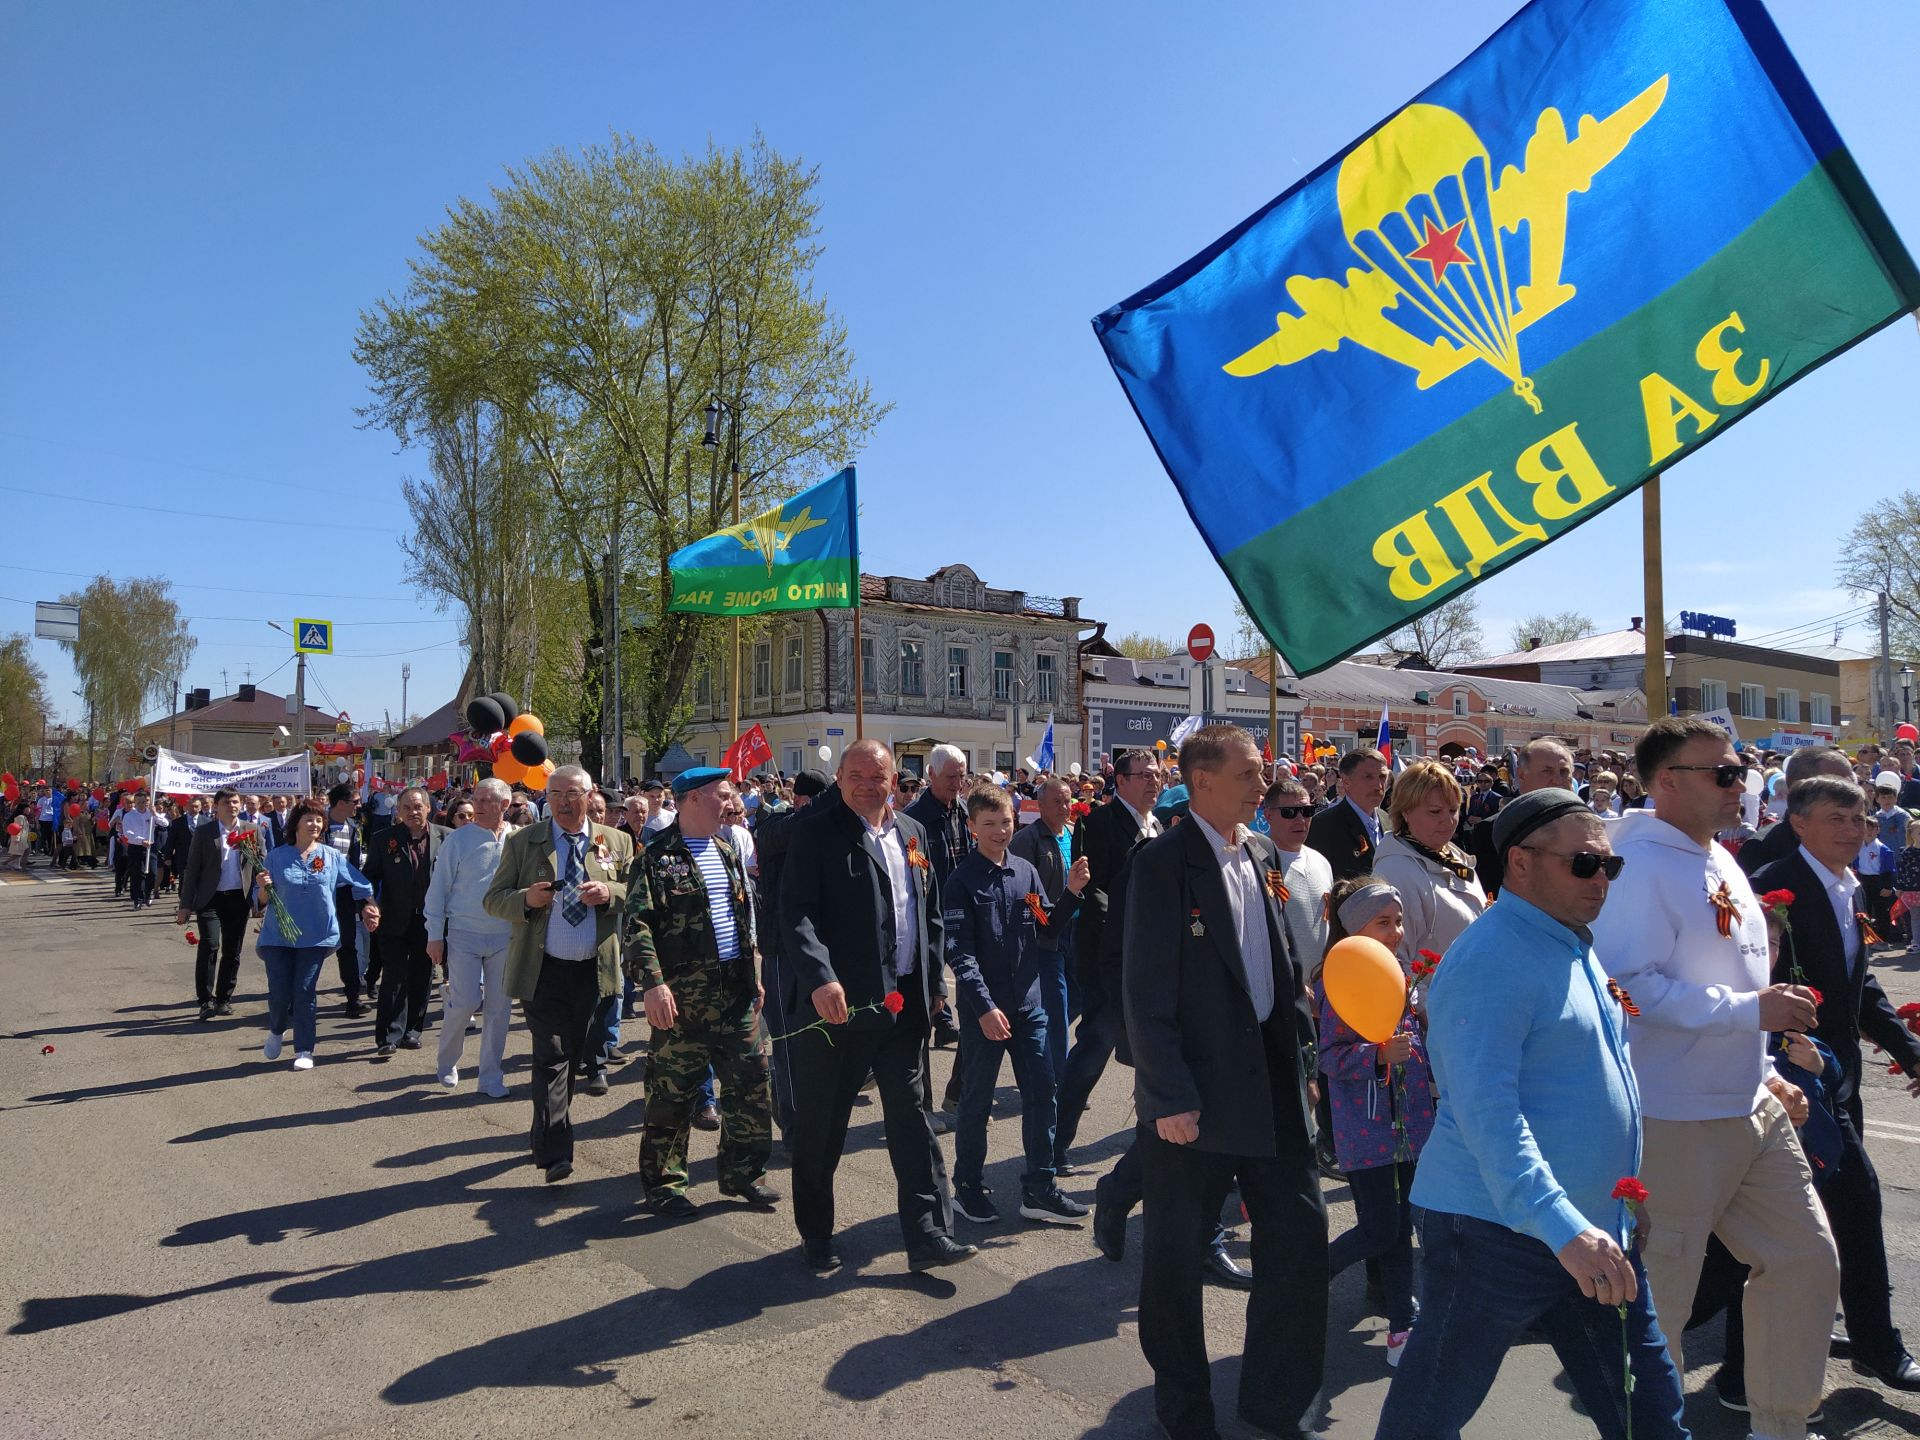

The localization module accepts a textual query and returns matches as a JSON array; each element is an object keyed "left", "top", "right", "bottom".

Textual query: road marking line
[
  {"left": 1865, "top": 1118, "right": 1920, "bottom": 1136},
  {"left": 1865, "top": 1129, "right": 1920, "bottom": 1146}
]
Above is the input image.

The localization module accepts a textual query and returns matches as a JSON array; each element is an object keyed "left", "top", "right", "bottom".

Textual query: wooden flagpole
[
  {"left": 853, "top": 606, "right": 865, "bottom": 741},
  {"left": 1642, "top": 476, "right": 1667, "bottom": 722}
]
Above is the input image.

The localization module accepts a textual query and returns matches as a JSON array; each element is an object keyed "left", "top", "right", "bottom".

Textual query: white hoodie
[{"left": 1589, "top": 810, "right": 1770, "bottom": 1122}]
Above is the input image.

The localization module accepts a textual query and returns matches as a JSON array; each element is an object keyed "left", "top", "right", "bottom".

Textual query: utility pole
[
  {"left": 602, "top": 549, "right": 618, "bottom": 783},
  {"left": 294, "top": 652, "right": 307, "bottom": 757},
  {"left": 1880, "top": 590, "right": 1894, "bottom": 739},
  {"left": 401, "top": 662, "right": 410, "bottom": 729}
]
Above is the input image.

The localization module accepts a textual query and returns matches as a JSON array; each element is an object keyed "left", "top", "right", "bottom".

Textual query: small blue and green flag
[
  {"left": 1094, "top": 0, "right": 1918, "bottom": 676},
  {"left": 667, "top": 467, "right": 860, "bottom": 616}
]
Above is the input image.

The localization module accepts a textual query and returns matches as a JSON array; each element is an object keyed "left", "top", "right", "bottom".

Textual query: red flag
[
  {"left": 723, "top": 723, "right": 773, "bottom": 782},
  {"left": 1262, "top": 741, "right": 1273, "bottom": 764}
]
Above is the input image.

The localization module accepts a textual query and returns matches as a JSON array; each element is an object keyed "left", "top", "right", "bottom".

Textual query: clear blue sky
[{"left": 5, "top": 0, "right": 1916, "bottom": 736}]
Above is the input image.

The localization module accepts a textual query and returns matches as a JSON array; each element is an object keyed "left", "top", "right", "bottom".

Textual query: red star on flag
[{"left": 1407, "top": 216, "right": 1473, "bottom": 285}]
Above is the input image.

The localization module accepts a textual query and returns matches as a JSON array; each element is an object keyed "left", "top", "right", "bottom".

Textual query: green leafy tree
[
  {"left": 54, "top": 576, "right": 195, "bottom": 764},
  {"left": 1506, "top": 610, "right": 1595, "bottom": 654},
  {"left": 0, "top": 633, "right": 51, "bottom": 776},
  {"left": 356, "top": 133, "right": 886, "bottom": 774},
  {"left": 1113, "top": 631, "right": 1177, "bottom": 660}
]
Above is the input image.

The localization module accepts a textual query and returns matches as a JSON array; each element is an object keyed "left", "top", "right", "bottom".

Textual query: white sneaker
[
  {"left": 263, "top": 1033, "right": 283, "bottom": 1061},
  {"left": 291, "top": 1053, "right": 314, "bottom": 1071},
  {"left": 480, "top": 1079, "right": 509, "bottom": 1099},
  {"left": 439, "top": 1068, "right": 460, "bottom": 1088}
]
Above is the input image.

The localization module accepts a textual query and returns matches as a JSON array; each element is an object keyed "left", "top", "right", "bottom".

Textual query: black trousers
[
  {"left": 194, "top": 890, "right": 251, "bottom": 1006},
  {"left": 1054, "top": 999, "right": 1123, "bottom": 1162},
  {"left": 789, "top": 977, "right": 953, "bottom": 1252},
  {"left": 124, "top": 843, "right": 152, "bottom": 906},
  {"left": 1828, "top": 1099, "right": 1904, "bottom": 1368},
  {"left": 333, "top": 888, "right": 362, "bottom": 1002},
  {"left": 1139, "top": 1126, "right": 1328, "bottom": 1439},
  {"left": 113, "top": 839, "right": 130, "bottom": 893},
  {"left": 375, "top": 912, "right": 432, "bottom": 1046},
  {"left": 761, "top": 948, "right": 797, "bottom": 1137},
  {"left": 523, "top": 955, "right": 602, "bottom": 1167},
  {"left": 1100, "top": 1124, "right": 1237, "bottom": 1251}
]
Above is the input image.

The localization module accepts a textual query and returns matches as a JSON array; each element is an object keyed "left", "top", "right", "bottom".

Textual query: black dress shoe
[
  {"left": 1093, "top": 1194, "right": 1127, "bottom": 1263},
  {"left": 1203, "top": 1241, "right": 1253, "bottom": 1290},
  {"left": 803, "top": 1239, "right": 842, "bottom": 1272},
  {"left": 692, "top": 1103, "right": 720, "bottom": 1132},
  {"left": 1854, "top": 1351, "right": 1920, "bottom": 1391},
  {"left": 719, "top": 1179, "right": 782, "bottom": 1209},
  {"left": 344, "top": 1002, "right": 367, "bottom": 1019},
  {"left": 198, "top": 1005, "right": 215, "bottom": 1022},
  {"left": 399, "top": 1032, "right": 422, "bottom": 1050},
  {"left": 214, "top": 1002, "right": 234, "bottom": 1017},
  {"left": 544, "top": 1160, "right": 573, "bottom": 1184},
  {"left": 584, "top": 1070, "right": 610, "bottom": 1097},
  {"left": 376, "top": 1044, "right": 395, "bottom": 1058},
  {"left": 647, "top": 1192, "right": 699, "bottom": 1218},
  {"left": 907, "top": 1235, "right": 978, "bottom": 1272}
]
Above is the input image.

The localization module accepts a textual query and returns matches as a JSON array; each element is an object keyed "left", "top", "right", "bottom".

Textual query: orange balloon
[
  {"left": 492, "top": 754, "right": 529, "bottom": 784},
  {"left": 506, "top": 713, "right": 544, "bottom": 738},
  {"left": 1322, "top": 935, "right": 1407, "bottom": 1044},
  {"left": 524, "top": 759, "right": 554, "bottom": 792}
]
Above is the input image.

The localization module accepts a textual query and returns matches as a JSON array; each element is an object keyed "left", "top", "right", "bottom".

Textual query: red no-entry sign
[{"left": 1188, "top": 623, "right": 1215, "bottom": 663}]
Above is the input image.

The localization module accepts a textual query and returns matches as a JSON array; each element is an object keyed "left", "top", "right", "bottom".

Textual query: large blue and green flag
[
  {"left": 1095, "top": 0, "right": 1918, "bottom": 675},
  {"left": 668, "top": 466, "right": 859, "bottom": 615}
]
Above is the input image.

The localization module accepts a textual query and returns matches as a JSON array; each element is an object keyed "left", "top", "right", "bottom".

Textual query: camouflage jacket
[{"left": 622, "top": 821, "right": 759, "bottom": 990}]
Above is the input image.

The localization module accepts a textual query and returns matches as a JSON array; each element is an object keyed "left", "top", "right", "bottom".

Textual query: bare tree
[
  {"left": 1506, "top": 610, "right": 1594, "bottom": 654},
  {"left": 1838, "top": 490, "right": 1920, "bottom": 657},
  {"left": 1389, "top": 594, "right": 1484, "bottom": 670}
]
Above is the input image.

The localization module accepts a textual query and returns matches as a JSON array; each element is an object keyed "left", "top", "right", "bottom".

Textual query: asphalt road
[{"left": 5, "top": 866, "right": 1920, "bottom": 1439}]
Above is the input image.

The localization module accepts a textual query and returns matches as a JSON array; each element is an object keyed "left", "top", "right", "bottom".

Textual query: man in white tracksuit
[
  {"left": 1592, "top": 716, "right": 1837, "bottom": 1440},
  {"left": 425, "top": 778, "right": 518, "bottom": 1097}
]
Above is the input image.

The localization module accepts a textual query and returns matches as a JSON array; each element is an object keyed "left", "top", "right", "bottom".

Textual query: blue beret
[{"left": 671, "top": 767, "right": 731, "bottom": 798}]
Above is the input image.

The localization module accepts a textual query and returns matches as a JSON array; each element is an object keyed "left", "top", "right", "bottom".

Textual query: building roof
[
  {"left": 152, "top": 688, "right": 339, "bottom": 729},
  {"left": 1289, "top": 660, "right": 1640, "bottom": 721},
  {"left": 390, "top": 695, "right": 465, "bottom": 750},
  {"left": 1468, "top": 627, "right": 1653, "bottom": 668},
  {"left": 857, "top": 567, "right": 1085, "bottom": 623}
]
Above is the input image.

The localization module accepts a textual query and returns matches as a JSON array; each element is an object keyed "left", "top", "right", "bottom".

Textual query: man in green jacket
[{"left": 624, "top": 766, "right": 776, "bottom": 1217}]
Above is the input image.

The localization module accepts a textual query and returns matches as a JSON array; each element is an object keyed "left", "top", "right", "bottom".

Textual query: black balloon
[
  {"left": 489, "top": 691, "right": 520, "bottom": 725},
  {"left": 465, "top": 696, "right": 506, "bottom": 734},
  {"left": 510, "top": 731, "right": 549, "bottom": 766}
]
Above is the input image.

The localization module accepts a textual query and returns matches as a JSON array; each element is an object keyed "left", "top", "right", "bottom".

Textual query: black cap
[
  {"left": 792, "top": 768, "right": 831, "bottom": 799},
  {"left": 1491, "top": 787, "right": 1591, "bottom": 856}
]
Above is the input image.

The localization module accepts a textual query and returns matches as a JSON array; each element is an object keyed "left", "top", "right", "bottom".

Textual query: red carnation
[
  {"left": 1759, "top": 888, "right": 1795, "bottom": 910},
  {"left": 1893, "top": 1062, "right": 1907, "bottom": 1076},
  {"left": 40, "top": 1044, "right": 54, "bottom": 1055},
  {"left": 1898, "top": 1003, "right": 1920, "bottom": 1020},
  {"left": 1808, "top": 987, "right": 1823, "bottom": 1008},
  {"left": 184, "top": 930, "right": 198, "bottom": 945},
  {"left": 882, "top": 991, "right": 905, "bottom": 1014},
  {"left": 1611, "top": 1177, "right": 1649, "bottom": 1205}
]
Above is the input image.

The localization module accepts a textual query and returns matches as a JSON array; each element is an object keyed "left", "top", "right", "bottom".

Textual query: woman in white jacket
[{"left": 1374, "top": 760, "right": 1487, "bottom": 969}]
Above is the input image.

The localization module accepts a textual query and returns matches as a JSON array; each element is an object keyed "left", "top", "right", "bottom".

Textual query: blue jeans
[
  {"left": 260, "top": 944, "right": 332, "bottom": 1056},
  {"left": 1037, "top": 944, "right": 1070, "bottom": 1082},
  {"left": 1376, "top": 1211, "right": 1689, "bottom": 1440},
  {"left": 954, "top": 1003, "right": 1055, "bottom": 1193}
]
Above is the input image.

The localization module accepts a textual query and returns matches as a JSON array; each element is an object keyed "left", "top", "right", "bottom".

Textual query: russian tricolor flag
[{"left": 1375, "top": 703, "right": 1392, "bottom": 767}]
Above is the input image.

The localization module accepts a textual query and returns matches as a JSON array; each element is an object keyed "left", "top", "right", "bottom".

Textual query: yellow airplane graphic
[
  {"left": 715, "top": 503, "right": 829, "bottom": 576},
  {"left": 1223, "top": 75, "right": 1668, "bottom": 413}
]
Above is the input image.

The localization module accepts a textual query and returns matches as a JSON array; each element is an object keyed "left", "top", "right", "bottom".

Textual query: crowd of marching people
[{"left": 12, "top": 718, "right": 1920, "bottom": 1439}]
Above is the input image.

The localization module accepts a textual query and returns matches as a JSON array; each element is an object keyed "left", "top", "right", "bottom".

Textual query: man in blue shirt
[{"left": 1376, "top": 788, "right": 1687, "bottom": 1440}]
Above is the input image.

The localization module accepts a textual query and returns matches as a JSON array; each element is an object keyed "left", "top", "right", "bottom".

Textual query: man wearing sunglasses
[
  {"left": 1262, "top": 778, "right": 1333, "bottom": 955},
  {"left": 1593, "top": 717, "right": 1837, "bottom": 1440},
  {"left": 1380, "top": 789, "right": 1689, "bottom": 1439}
]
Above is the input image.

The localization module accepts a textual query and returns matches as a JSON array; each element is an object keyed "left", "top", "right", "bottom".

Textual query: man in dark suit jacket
[
  {"left": 1125, "top": 724, "right": 1324, "bottom": 1439},
  {"left": 1307, "top": 746, "right": 1390, "bottom": 883},
  {"left": 1054, "top": 749, "right": 1165, "bottom": 1168},
  {"left": 780, "top": 739, "right": 974, "bottom": 1275},
  {"left": 361, "top": 786, "right": 448, "bottom": 1056},
  {"left": 1754, "top": 775, "right": 1920, "bottom": 1390},
  {"left": 174, "top": 788, "right": 260, "bottom": 1021},
  {"left": 751, "top": 768, "right": 830, "bottom": 1143},
  {"left": 1466, "top": 737, "right": 1573, "bottom": 896},
  {"left": 904, "top": 744, "right": 970, "bottom": 1056},
  {"left": 1738, "top": 744, "right": 1857, "bottom": 877}
]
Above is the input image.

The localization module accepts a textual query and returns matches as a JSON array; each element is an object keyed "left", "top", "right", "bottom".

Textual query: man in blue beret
[{"left": 623, "top": 766, "right": 777, "bottom": 1215}]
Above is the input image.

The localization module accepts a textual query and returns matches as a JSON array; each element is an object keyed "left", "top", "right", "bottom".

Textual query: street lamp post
[
  {"left": 266, "top": 622, "right": 307, "bottom": 756},
  {"left": 704, "top": 398, "right": 745, "bottom": 756},
  {"left": 1903, "top": 664, "right": 1913, "bottom": 725}
]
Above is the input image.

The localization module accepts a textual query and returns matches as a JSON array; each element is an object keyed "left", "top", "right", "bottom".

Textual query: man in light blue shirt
[{"left": 1377, "top": 789, "right": 1687, "bottom": 1440}]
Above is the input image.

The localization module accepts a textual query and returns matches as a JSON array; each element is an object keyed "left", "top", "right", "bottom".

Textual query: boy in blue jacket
[{"left": 944, "top": 780, "right": 1090, "bottom": 1226}]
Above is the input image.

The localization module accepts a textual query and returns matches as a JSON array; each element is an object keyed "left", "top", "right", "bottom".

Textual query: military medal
[{"left": 1189, "top": 906, "right": 1205, "bottom": 937}]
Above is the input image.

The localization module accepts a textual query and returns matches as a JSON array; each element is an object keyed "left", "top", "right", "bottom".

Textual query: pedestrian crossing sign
[{"left": 293, "top": 618, "right": 333, "bottom": 654}]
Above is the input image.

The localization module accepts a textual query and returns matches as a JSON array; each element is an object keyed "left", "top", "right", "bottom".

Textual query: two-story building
[
  {"left": 681, "top": 564, "right": 1097, "bottom": 777},
  {"left": 135, "top": 685, "right": 343, "bottom": 763},
  {"left": 1463, "top": 619, "right": 1871, "bottom": 745}
]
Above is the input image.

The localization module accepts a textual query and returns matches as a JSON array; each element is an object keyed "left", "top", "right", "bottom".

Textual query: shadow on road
[{"left": 9, "top": 1266, "right": 350, "bottom": 1335}]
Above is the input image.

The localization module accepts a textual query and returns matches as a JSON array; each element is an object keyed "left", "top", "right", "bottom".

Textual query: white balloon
[
  {"left": 1069, "top": 762, "right": 1083, "bottom": 777},
  {"left": 817, "top": 744, "right": 832, "bottom": 763},
  {"left": 1743, "top": 766, "right": 1764, "bottom": 797}
]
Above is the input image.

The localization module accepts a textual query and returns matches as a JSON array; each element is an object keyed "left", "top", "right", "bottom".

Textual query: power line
[
  {"left": 0, "top": 482, "right": 397, "bottom": 534},
  {"left": 0, "top": 562, "right": 418, "bottom": 606},
  {"left": 0, "top": 427, "right": 398, "bottom": 500}
]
